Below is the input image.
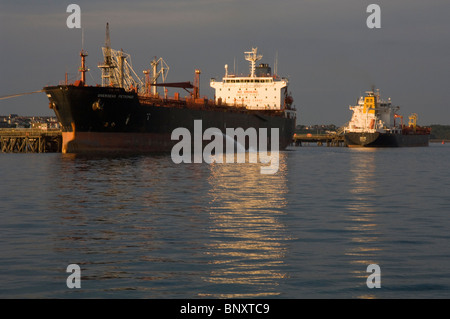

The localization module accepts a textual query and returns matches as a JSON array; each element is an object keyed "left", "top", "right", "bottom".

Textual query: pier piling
[{"left": 0, "top": 129, "right": 62, "bottom": 153}]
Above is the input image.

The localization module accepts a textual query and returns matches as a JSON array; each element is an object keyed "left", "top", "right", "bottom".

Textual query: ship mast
[
  {"left": 98, "top": 23, "right": 115, "bottom": 86},
  {"left": 193, "top": 69, "right": 201, "bottom": 99},
  {"left": 244, "top": 48, "right": 262, "bottom": 77},
  {"left": 78, "top": 27, "right": 88, "bottom": 86},
  {"left": 79, "top": 49, "right": 88, "bottom": 85},
  {"left": 148, "top": 57, "right": 169, "bottom": 96}
]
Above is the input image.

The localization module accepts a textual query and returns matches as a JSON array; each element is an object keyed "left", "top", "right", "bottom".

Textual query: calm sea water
[{"left": 1, "top": 144, "right": 449, "bottom": 299}]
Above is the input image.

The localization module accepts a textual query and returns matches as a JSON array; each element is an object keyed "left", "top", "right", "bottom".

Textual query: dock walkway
[
  {"left": 1, "top": 129, "right": 349, "bottom": 152},
  {"left": 293, "top": 133, "right": 346, "bottom": 147},
  {"left": 0, "top": 128, "right": 62, "bottom": 153}
]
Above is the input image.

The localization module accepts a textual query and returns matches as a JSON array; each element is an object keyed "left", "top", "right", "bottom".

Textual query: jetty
[
  {"left": 293, "top": 133, "right": 345, "bottom": 147},
  {"left": 0, "top": 128, "right": 62, "bottom": 153}
]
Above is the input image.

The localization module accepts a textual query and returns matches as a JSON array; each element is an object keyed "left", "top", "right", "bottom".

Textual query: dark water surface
[{"left": 1, "top": 144, "right": 449, "bottom": 298}]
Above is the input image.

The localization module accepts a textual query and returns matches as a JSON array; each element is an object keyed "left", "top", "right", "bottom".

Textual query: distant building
[
  {"left": 31, "top": 122, "right": 49, "bottom": 130},
  {"left": 0, "top": 115, "right": 60, "bottom": 129}
]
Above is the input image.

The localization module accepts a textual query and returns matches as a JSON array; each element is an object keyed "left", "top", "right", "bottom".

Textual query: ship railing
[
  {"left": 138, "top": 93, "right": 290, "bottom": 115},
  {"left": 216, "top": 100, "right": 285, "bottom": 111},
  {"left": 344, "top": 127, "right": 377, "bottom": 133}
]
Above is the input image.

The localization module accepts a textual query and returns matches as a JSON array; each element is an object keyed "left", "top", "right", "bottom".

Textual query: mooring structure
[{"left": 0, "top": 129, "right": 62, "bottom": 153}]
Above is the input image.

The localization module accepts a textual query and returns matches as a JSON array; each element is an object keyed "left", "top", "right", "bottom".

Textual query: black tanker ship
[
  {"left": 343, "top": 88, "right": 430, "bottom": 147},
  {"left": 44, "top": 25, "right": 296, "bottom": 154},
  {"left": 344, "top": 130, "right": 430, "bottom": 147}
]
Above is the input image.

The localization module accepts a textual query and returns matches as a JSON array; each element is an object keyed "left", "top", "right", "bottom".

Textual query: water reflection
[
  {"left": 49, "top": 152, "right": 290, "bottom": 297},
  {"left": 49, "top": 154, "right": 186, "bottom": 295},
  {"left": 202, "top": 152, "right": 290, "bottom": 298},
  {"left": 346, "top": 149, "right": 382, "bottom": 298}
]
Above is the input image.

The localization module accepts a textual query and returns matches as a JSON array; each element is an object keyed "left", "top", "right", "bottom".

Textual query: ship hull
[
  {"left": 344, "top": 132, "right": 429, "bottom": 147},
  {"left": 44, "top": 85, "right": 296, "bottom": 154}
]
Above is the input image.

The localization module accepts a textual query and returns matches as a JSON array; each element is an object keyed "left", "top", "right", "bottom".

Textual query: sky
[{"left": 0, "top": 0, "right": 449, "bottom": 125}]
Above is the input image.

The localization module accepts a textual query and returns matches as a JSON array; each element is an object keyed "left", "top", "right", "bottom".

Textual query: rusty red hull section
[{"left": 62, "top": 131, "right": 175, "bottom": 153}]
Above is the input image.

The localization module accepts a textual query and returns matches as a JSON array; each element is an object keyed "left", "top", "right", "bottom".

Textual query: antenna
[
  {"left": 105, "top": 22, "right": 111, "bottom": 48},
  {"left": 274, "top": 50, "right": 278, "bottom": 77},
  {"left": 81, "top": 27, "right": 84, "bottom": 50}
]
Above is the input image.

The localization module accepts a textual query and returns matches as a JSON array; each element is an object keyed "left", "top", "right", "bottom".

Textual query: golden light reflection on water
[
  {"left": 201, "top": 152, "right": 290, "bottom": 298},
  {"left": 346, "top": 150, "right": 382, "bottom": 299}
]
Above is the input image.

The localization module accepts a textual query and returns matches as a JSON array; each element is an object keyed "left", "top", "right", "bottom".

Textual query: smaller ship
[{"left": 344, "top": 88, "right": 431, "bottom": 147}]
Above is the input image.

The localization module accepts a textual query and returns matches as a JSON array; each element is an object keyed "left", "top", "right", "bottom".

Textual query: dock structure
[
  {"left": 0, "top": 129, "right": 62, "bottom": 153},
  {"left": 293, "top": 133, "right": 346, "bottom": 147}
]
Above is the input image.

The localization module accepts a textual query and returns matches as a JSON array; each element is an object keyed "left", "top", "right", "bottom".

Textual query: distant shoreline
[{"left": 430, "top": 139, "right": 450, "bottom": 143}]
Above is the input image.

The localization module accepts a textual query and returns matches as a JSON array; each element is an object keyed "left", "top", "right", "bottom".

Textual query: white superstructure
[
  {"left": 210, "top": 48, "right": 293, "bottom": 111},
  {"left": 344, "top": 88, "right": 403, "bottom": 134}
]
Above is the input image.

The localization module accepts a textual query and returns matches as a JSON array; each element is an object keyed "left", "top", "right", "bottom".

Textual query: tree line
[{"left": 429, "top": 125, "right": 450, "bottom": 140}]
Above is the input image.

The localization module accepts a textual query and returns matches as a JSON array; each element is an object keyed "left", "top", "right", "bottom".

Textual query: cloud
[{"left": 1, "top": 0, "right": 449, "bottom": 123}]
